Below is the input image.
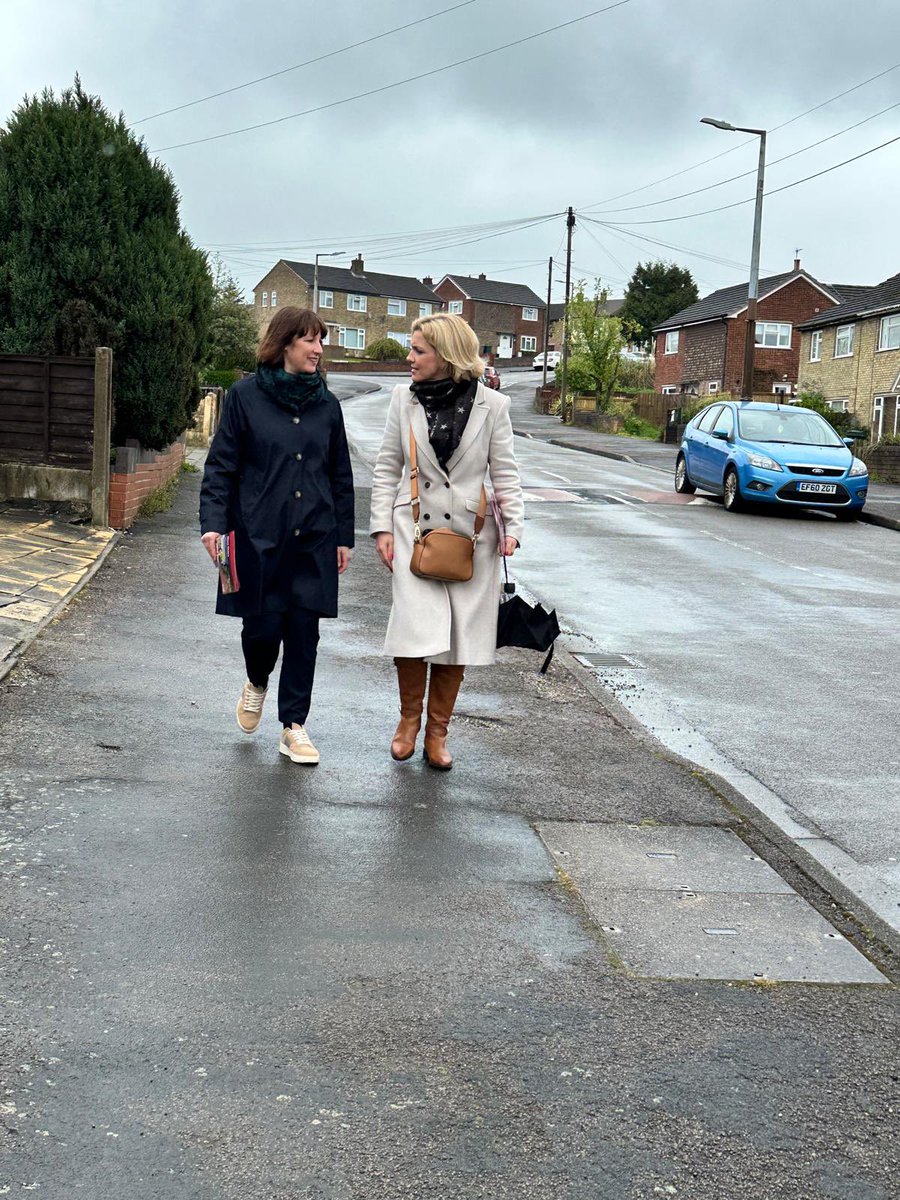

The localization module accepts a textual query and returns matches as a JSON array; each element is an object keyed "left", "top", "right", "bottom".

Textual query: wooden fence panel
[{"left": 0, "top": 354, "right": 95, "bottom": 469}]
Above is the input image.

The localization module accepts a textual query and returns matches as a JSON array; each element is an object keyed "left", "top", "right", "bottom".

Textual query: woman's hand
[
  {"left": 500, "top": 536, "right": 518, "bottom": 557},
  {"left": 337, "top": 546, "right": 353, "bottom": 575},
  {"left": 374, "top": 532, "right": 394, "bottom": 572},
  {"left": 201, "top": 532, "right": 221, "bottom": 564}
]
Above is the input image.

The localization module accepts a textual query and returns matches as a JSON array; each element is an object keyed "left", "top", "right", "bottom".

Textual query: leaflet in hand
[{"left": 216, "top": 531, "right": 240, "bottom": 594}]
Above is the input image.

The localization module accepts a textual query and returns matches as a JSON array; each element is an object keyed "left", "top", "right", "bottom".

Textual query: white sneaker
[
  {"left": 237, "top": 681, "right": 267, "bottom": 734},
  {"left": 279, "top": 725, "right": 320, "bottom": 765}
]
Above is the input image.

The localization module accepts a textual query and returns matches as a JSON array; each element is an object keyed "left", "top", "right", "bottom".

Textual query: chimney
[
  {"left": 793, "top": 255, "right": 802, "bottom": 272},
  {"left": 478, "top": 272, "right": 487, "bottom": 281},
  {"left": 351, "top": 253, "right": 365, "bottom": 276},
  {"left": 422, "top": 276, "right": 433, "bottom": 287}
]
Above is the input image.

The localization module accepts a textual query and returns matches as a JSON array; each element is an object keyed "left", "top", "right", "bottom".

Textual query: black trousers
[{"left": 241, "top": 607, "right": 320, "bottom": 728}]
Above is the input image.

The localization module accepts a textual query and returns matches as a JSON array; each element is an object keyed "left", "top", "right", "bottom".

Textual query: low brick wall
[
  {"left": 108, "top": 437, "right": 185, "bottom": 530},
  {"left": 864, "top": 442, "right": 900, "bottom": 483}
]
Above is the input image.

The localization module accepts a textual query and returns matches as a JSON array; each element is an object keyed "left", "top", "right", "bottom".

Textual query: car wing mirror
[{"left": 711, "top": 429, "right": 729, "bottom": 440}]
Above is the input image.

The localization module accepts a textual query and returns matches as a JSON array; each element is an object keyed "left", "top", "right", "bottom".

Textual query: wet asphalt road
[
  {"left": 0, "top": 459, "right": 898, "bottom": 1198},
  {"left": 341, "top": 372, "right": 900, "bottom": 947}
]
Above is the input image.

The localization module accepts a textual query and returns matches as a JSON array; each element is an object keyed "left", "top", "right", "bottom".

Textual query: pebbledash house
[
  {"left": 652, "top": 260, "right": 861, "bottom": 400},
  {"left": 252, "top": 257, "right": 440, "bottom": 356}
]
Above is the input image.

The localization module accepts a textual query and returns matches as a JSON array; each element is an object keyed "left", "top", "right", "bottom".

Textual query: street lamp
[
  {"left": 313, "top": 251, "right": 344, "bottom": 312},
  {"left": 701, "top": 116, "right": 767, "bottom": 400}
]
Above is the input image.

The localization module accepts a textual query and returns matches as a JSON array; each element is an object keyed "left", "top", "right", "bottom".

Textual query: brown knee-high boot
[
  {"left": 423, "top": 664, "right": 465, "bottom": 770},
  {"left": 391, "top": 657, "right": 428, "bottom": 761}
]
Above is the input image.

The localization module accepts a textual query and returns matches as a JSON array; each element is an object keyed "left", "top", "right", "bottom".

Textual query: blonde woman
[{"left": 369, "top": 312, "right": 524, "bottom": 770}]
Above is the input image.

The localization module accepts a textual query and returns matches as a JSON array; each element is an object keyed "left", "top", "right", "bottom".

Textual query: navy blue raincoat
[{"left": 199, "top": 375, "right": 355, "bottom": 619}]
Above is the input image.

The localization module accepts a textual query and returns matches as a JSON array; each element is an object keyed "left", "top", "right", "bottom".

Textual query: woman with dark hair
[{"left": 199, "top": 306, "right": 354, "bottom": 765}]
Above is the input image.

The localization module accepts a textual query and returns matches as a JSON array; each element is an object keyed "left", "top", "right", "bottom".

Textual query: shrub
[
  {"left": 796, "top": 391, "right": 867, "bottom": 439},
  {"left": 0, "top": 78, "right": 213, "bottom": 450},
  {"left": 623, "top": 414, "right": 662, "bottom": 440},
  {"left": 365, "top": 337, "right": 409, "bottom": 362},
  {"left": 202, "top": 368, "right": 242, "bottom": 390}
]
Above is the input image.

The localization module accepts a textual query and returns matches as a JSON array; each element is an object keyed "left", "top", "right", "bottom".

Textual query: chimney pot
[
  {"left": 351, "top": 254, "right": 364, "bottom": 276},
  {"left": 478, "top": 272, "right": 487, "bottom": 280},
  {"left": 793, "top": 257, "right": 801, "bottom": 272},
  {"left": 422, "top": 276, "right": 433, "bottom": 287}
]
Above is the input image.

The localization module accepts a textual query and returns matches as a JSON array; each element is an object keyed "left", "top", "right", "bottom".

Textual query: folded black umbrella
[{"left": 496, "top": 556, "right": 560, "bottom": 673}]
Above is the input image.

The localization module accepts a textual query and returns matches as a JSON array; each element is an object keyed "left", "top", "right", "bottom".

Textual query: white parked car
[{"left": 532, "top": 350, "right": 562, "bottom": 371}]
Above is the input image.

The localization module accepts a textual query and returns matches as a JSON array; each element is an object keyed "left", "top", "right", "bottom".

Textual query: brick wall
[
  {"left": 432, "top": 281, "right": 543, "bottom": 360},
  {"left": 724, "top": 276, "right": 838, "bottom": 394},
  {"left": 108, "top": 438, "right": 185, "bottom": 530},
  {"left": 682, "top": 322, "right": 727, "bottom": 393},
  {"left": 654, "top": 331, "right": 683, "bottom": 389}
]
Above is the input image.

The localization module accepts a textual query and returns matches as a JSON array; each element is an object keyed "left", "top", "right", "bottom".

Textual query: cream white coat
[{"left": 369, "top": 382, "right": 525, "bottom": 664}]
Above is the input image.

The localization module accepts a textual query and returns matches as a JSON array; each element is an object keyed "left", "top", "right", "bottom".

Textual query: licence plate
[{"left": 798, "top": 482, "right": 837, "bottom": 494}]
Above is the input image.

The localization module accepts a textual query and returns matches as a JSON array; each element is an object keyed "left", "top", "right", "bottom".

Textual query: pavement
[
  {"left": 506, "top": 396, "right": 900, "bottom": 531},
  {"left": 1, "top": 427, "right": 898, "bottom": 1196},
  {"left": 0, "top": 500, "right": 118, "bottom": 683}
]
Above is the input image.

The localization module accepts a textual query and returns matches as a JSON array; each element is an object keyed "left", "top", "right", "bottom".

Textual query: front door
[{"left": 499, "top": 334, "right": 514, "bottom": 358}]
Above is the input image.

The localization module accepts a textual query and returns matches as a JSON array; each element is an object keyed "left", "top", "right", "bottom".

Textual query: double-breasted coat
[
  {"left": 369, "top": 381, "right": 525, "bottom": 665},
  {"left": 199, "top": 375, "right": 355, "bottom": 619}
]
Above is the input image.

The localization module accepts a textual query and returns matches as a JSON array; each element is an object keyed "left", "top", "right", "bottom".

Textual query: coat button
[
  {"left": 444, "top": 482, "right": 450, "bottom": 489},
  {"left": 292, "top": 416, "right": 300, "bottom": 424},
  {"left": 444, "top": 513, "right": 451, "bottom": 520},
  {"left": 295, "top": 452, "right": 302, "bottom": 461},
  {"left": 294, "top": 490, "right": 302, "bottom": 498},
  {"left": 423, "top": 513, "right": 430, "bottom": 520},
  {"left": 424, "top": 481, "right": 431, "bottom": 489},
  {"left": 293, "top": 528, "right": 300, "bottom": 536}
]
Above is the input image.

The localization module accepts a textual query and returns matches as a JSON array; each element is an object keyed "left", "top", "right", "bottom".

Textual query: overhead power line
[
  {"left": 134, "top": 0, "right": 478, "bottom": 125},
  {"left": 579, "top": 57, "right": 900, "bottom": 210},
  {"left": 150, "top": 0, "right": 633, "bottom": 153},
  {"left": 595, "top": 132, "right": 900, "bottom": 226}
]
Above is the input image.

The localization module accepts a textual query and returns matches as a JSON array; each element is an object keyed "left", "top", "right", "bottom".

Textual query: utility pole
[
  {"left": 541, "top": 255, "right": 553, "bottom": 389},
  {"left": 559, "top": 206, "right": 575, "bottom": 424}
]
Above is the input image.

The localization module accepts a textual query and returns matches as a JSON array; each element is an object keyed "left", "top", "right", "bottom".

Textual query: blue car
[{"left": 675, "top": 401, "right": 869, "bottom": 519}]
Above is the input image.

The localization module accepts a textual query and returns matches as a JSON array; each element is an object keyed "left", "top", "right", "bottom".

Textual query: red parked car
[{"left": 481, "top": 365, "right": 501, "bottom": 390}]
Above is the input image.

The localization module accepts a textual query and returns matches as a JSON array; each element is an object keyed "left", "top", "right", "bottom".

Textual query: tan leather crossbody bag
[{"left": 408, "top": 427, "right": 486, "bottom": 583}]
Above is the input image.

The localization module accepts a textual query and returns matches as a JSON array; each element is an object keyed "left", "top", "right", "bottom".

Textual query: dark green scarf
[{"left": 256, "top": 363, "right": 327, "bottom": 412}]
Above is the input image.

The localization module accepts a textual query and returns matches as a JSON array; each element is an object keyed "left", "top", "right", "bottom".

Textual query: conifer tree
[{"left": 0, "top": 78, "right": 213, "bottom": 448}]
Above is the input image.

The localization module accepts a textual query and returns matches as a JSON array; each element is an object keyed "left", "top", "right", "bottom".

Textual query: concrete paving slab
[
  {"left": 539, "top": 823, "right": 795, "bottom": 894},
  {"left": 573, "top": 889, "right": 887, "bottom": 983},
  {"left": 538, "top": 823, "right": 888, "bottom": 984}
]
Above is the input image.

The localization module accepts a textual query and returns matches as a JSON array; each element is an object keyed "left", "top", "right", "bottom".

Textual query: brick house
[
  {"left": 653, "top": 262, "right": 847, "bottom": 399},
  {"left": 797, "top": 271, "right": 900, "bottom": 437},
  {"left": 432, "top": 274, "right": 546, "bottom": 361},
  {"left": 547, "top": 297, "right": 623, "bottom": 351},
  {"left": 253, "top": 257, "right": 440, "bottom": 356}
]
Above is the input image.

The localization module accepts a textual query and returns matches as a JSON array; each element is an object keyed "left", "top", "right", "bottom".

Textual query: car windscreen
[{"left": 737, "top": 408, "right": 844, "bottom": 446}]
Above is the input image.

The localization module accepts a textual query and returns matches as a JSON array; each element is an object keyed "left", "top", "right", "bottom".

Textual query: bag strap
[{"left": 409, "top": 423, "right": 486, "bottom": 543}]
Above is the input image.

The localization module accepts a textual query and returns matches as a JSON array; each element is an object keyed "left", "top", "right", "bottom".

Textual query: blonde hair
[{"left": 411, "top": 312, "right": 485, "bottom": 382}]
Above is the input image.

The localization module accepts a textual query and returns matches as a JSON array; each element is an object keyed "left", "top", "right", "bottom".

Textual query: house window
[
  {"left": 878, "top": 313, "right": 900, "bottom": 351},
  {"left": 270, "top": 290, "right": 277, "bottom": 308},
  {"left": 261, "top": 291, "right": 268, "bottom": 307},
  {"left": 522, "top": 306, "right": 538, "bottom": 321},
  {"left": 810, "top": 330, "right": 822, "bottom": 361},
  {"left": 448, "top": 300, "right": 463, "bottom": 315},
  {"left": 388, "top": 331, "right": 412, "bottom": 348},
  {"left": 664, "top": 330, "right": 679, "bottom": 355},
  {"left": 772, "top": 383, "right": 792, "bottom": 396},
  {"left": 387, "top": 298, "right": 407, "bottom": 317},
  {"left": 419, "top": 302, "right": 433, "bottom": 317},
  {"left": 347, "top": 294, "right": 367, "bottom": 312},
  {"left": 834, "top": 324, "right": 855, "bottom": 357},
  {"left": 319, "top": 290, "right": 334, "bottom": 309},
  {"left": 322, "top": 326, "right": 335, "bottom": 345},
  {"left": 755, "top": 322, "right": 792, "bottom": 348},
  {"left": 828, "top": 399, "right": 849, "bottom": 413},
  {"left": 661, "top": 386, "right": 678, "bottom": 395},
  {"left": 340, "top": 328, "right": 366, "bottom": 350},
  {"left": 707, "top": 381, "right": 719, "bottom": 395},
  {"left": 520, "top": 336, "right": 537, "bottom": 352}
]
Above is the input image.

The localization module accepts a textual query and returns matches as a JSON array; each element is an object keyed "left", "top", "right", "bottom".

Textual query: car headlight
[
  {"left": 848, "top": 457, "right": 868, "bottom": 477},
  {"left": 744, "top": 451, "right": 783, "bottom": 471}
]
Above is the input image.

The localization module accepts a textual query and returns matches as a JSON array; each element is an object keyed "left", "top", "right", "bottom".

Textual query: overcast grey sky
[{"left": 3, "top": 0, "right": 900, "bottom": 303}]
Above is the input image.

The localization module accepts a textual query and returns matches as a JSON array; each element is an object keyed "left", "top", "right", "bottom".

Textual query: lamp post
[
  {"left": 313, "top": 251, "right": 344, "bottom": 312},
  {"left": 701, "top": 116, "right": 767, "bottom": 400}
]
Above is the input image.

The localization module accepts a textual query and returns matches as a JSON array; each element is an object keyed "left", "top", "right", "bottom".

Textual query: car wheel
[
  {"left": 675, "top": 454, "right": 696, "bottom": 494},
  {"left": 723, "top": 467, "right": 744, "bottom": 513}
]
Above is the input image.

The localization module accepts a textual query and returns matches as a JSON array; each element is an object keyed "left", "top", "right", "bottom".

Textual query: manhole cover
[{"left": 575, "top": 652, "right": 644, "bottom": 668}]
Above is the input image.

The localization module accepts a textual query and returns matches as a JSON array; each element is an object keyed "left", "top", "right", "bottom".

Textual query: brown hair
[{"left": 257, "top": 306, "right": 329, "bottom": 367}]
